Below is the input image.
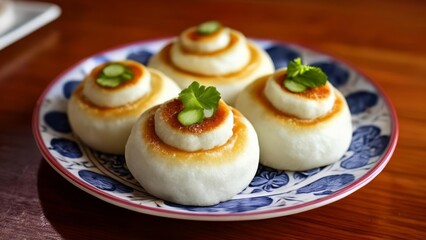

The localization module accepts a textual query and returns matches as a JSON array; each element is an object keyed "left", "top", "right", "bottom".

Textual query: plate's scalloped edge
[{"left": 31, "top": 39, "right": 399, "bottom": 221}]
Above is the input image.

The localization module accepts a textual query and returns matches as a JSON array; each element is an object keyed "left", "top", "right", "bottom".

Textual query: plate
[
  {"left": 0, "top": 1, "right": 61, "bottom": 50},
  {"left": 32, "top": 39, "right": 398, "bottom": 221}
]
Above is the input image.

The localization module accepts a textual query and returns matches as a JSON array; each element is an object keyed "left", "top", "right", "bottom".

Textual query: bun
[
  {"left": 236, "top": 70, "right": 352, "bottom": 171},
  {"left": 68, "top": 60, "right": 180, "bottom": 154},
  {"left": 125, "top": 101, "right": 259, "bottom": 206},
  {"left": 148, "top": 24, "right": 274, "bottom": 105}
]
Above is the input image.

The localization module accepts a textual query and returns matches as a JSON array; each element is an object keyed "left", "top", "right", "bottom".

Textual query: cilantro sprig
[
  {"left": 96, "top": 63, "right": 134, "bottom": 88},
  {"left": 284, "top": 58, "right": 328, "bottom": 93},
  {"left": 177, "top": 81, "right": 221, "bottom": 126}
]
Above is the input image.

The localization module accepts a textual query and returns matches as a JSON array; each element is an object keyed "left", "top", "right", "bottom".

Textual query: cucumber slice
[
  {"left": 203, "top": 108, "right": 214, "bottom": 118},
  {"left": 122, "top": 71, "right": 134, "bottom": 80},
  {"left": 178, "top": 108, "right": 204, "bottom": 126},
  {"left": 284, "top": 79, "right": 307, "bottom": 93},
  {"left": 103, "top": 64, "right": 125, "bottom": 77},
  {"left": 96, "top": 77, "right": 120, "bottom": 88},
  {"left": 197, "top": 21, "right": 221, "bottom": 35}
]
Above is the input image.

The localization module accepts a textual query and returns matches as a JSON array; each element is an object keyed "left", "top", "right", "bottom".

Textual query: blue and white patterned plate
[{"left": 33, "top": 39, "right": 398, "bottom": 221}]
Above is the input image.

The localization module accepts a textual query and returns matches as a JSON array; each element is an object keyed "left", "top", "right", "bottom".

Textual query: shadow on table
[
  {"left": 38, "top": 157, "right": 379, "bottom": 239},
  {"left": 37, "top": 159, "right": 288, "bottom": 240}
]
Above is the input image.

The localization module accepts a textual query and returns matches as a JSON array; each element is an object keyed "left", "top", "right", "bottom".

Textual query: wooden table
[{"left": 1, "top": 0, "right": 425, "bottom": 239}]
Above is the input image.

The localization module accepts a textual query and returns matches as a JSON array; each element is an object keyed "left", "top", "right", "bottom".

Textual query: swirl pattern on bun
[
  {"left": 154, "top": 99, "right": 234, "bottom": 152},
  {"left": 125, "top": 89, "right": 259, "bottom": 206},
  {"left": 68, "top": 60, "right": 180, "bottom": 154},
  {"left": 148, "top": 22, "right": 274, "bottom": 105},
  {"left": 236, "top": 68, "right": 352, "bottom": 171}
]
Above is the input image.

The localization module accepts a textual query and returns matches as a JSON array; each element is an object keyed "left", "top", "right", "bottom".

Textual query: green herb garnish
[
  {"left": 196, "top": 21, "right": 222, "bottom": 35},
  {"left": 284, "top": 58, "right": 328, "bottom": 92},
  {"left": 96, "top": 63, "right": 134, "bottom": 88},
  {"left": 177, "top": 81, "right": 221, "bottom": 126}
]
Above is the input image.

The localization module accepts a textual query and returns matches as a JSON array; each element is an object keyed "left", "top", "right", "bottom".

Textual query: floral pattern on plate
[{"left": 33, "top": 39, "right": 398, "bottom": 221}]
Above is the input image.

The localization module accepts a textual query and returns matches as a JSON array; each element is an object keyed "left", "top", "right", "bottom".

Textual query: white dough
[
  {"left": 171, "top": 30, "right": 250, "bottom": 75},
  {"left": 154, "top": 100, "right": 234, "bottom": 152},
  {"left": 68, "top": 67, "right": 180, "bottom": 154},
  {"left": 125, "top": 106, "right": 259, "bottom": 206},
  {"left": 83, "top": 60, "right": 151, "bottom": 108},
  {"left": 149, "top": 38, "right": 274, "bottom": 105},
  {"left": 264, "top": 68, "right": 336, "bottom": 119},
  {"left": 236, "top": 75, "right": 352, "bottom": 171},
  {"left": 148, "top": 24, "right": 274, "bottom": 105},
  {"left": 180, "top": 27, "right": 231, "bottom": 53}
]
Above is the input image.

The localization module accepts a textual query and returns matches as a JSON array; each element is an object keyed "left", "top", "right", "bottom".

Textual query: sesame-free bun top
[
  {"left": 154, "top": 99, "right": 234, "bottom": 152},
  {"left": 68, "top": 60, "right": 181, "bottom": 154},
  {"left": 125, "top": 99, "right": 259, "bottom": 206},
  {"left": 264, "top": 70, "right": 336, "bottom": 119},
  {"left": 235, "top": 68, "right": 352, "bottom": 171},
  {"left": 148, "top": 23, "right": 274, "bottom": 105}
]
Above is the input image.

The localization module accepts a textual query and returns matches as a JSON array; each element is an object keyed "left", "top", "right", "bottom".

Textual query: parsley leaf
[
  {"left": 292, "top": 68, "right": 328, "bottom": 88},
  {"left": 178, "top": 81, "right": 221, "bottom": 126},
  {"left": 284, "top": 58, "right": 328, "bottom": 92},
  {"left": 287, "top": 58, "right": 305, "bottom": 77}
]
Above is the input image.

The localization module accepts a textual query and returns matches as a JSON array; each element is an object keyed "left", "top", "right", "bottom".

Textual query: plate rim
[{"left": 32, "top": 38, "right": 399, "bottom": 221}]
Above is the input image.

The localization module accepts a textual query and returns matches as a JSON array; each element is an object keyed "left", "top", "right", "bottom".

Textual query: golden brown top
[
  {"left": 158, "top": 99, "right": 230, "bottom": 134},
  {"left": 70, "top": 70, "right": 163, "bottom": 118},
  {"left": 91, "top": 61, "right": 144, "bottom": 91},
  {"left": 252, "top": 75, "right": 344, "bottom": 126},
  {"left": 158, "top": 42, "right": 260, "bottom": 80},
  {"left": 180, "top": 29, "right": 236, "bottom": 56},
  {"left": 142, "top": 107, "right": 248, "bottom": 165},
  {"left": 185, "top": 26, "right": 225, "bottom": 42},
  {"left": 274, "top": 70, "right": 331, "bottom": 100}
]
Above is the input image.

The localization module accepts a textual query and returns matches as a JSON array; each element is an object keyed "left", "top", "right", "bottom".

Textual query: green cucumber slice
[
  {"left": 103, "top": 64, "right": 125, "bottom": 77},
  {"left": 178, "top": 108, "right": 204, "bottom": 126},
  {"left": 284, "top": 79, "right": 307, "bottom": 93},
  {"left": 96, "top": 77, "right": 121, "bottom": 88},
  {"left": 197, "top": 21, "right": 221, "bottom": 35},
  {"left": 121, "top": 71, "right": 134, "bottom": 80}
]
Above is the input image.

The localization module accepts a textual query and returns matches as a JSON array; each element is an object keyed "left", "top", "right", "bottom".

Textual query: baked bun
[
  {"left": 236, "top": 68, "right": 352, "bottom": 171},
  {"left": 68, "top": 60, "right": 180, "bottom": 154},
  {"left": 148, "top": 21, "right": 274, "bottom": 105},
  {"left": 125, "top": 98, "right": 259, "bottom": 206}
]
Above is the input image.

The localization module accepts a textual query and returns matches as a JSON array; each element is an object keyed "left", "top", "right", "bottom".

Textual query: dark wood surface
[{"left": 1, "top": 0, "right": 425, "bottom": 239}]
